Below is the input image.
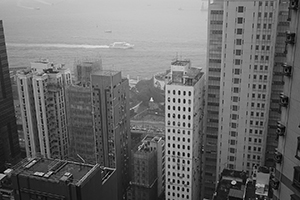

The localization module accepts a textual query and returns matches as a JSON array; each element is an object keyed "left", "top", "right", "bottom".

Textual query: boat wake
[
  {"left": 34, "top": 0, "right": 53, "bottom": 5},
  {"left": 7, "top": 43, "right": 110, "bottom": 49}
]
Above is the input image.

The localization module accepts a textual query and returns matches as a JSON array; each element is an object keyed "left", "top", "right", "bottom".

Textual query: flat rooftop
[
  {"left": 11, "top": 158, "right": 98, "bottom": 186},
  {"left": 93, "top": 70, "right": 120, "bottom": 77},
  {"left": 171, "top": 59, "right": 190, "bottom": 66},
  {"left": 142, "top": 135, "right": 164, "bottom": 143}
]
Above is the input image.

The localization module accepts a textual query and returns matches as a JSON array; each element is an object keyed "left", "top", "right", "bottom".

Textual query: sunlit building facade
[
  {"left": 165, "top": 60, "right": 204, "bottom": 200},
  {"left": 17, "top": 60, "right": 71, "bottom": 159}
]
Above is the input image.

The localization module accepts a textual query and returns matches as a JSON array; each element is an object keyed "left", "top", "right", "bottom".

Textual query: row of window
[
  {"left": 248, "top": 145, "right": 262, "bottom": 152},
  {"left": 167, "top": 121, "right": 192, "bottom": 128},
  {"left": 167, "top": 143, "right": 191, "bottom": 150},
  {"left": 167, "top": 185, "right": 190, "bottom": 193},
  {"left": 167, "top": 136, "right": 191, "bottom": 143},
  {"left": 252, "top": 74, "right": 268, "bottom": 81},
  {"left": 167, "top": 157, "right": 191, "bottom": 164},
  {"left": 167, "top": 97, "right": 192, "bottom": 104},
  {"left": 167, "top": 113, "right": 192, "bottom": 120},
  {"left": 167, "top": 90, "right": 192, "bottom": 96},
  {"left": 167, "top": 179, "right": 190, "bottom": 186},
  {"left": 167, "top": 105, "right": 192, "bottom": 112},
  {"left": 252, "top": 84, "right": 267, "bottom": 90},
  {"left": 167, "top": 129, "right": 191, "bottom": 135},
  {"left": 250, "top": 111, "right": 265, "bottom": 118},
  {"left": 247, "top": 154, "right": 261, "bottom": 161},
  {"left": 166, "top": 150, "right": 191, "bottom": 158}
]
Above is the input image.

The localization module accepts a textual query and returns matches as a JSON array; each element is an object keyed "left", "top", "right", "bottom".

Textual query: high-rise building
[
  {"left": 272, "top": 2, "right": 300, "bottom": 199},
  {"left": 16, "top": 60, "right": 71, "bottom": 159},
  {"left": 142, "top": 135, "right": 165, "bottom": 197},
  {"left": 66, "top": 60, "right": 102, "bottom": 164},
  {"left": 203, "top": 0, "right": 290, "bottom": 198},
  {"left": 8, "top": 157, "right": 118, "bottom": 200},
  {"left": 165, "top": 59, "right": 204, "bottom": 200},
  {"left": 127, "top": 134, "right": 165, "bottom": 199},
  {"left": 0, "top": 20, "right": 20, "bottom": 172},
  {"left": 264, "top": 0, "right": 290, "bottom": 168},
  {"left": 217, "top": 0, "right": 278, "bottom": 174},
  {"left": 91, "top": 70, "right": 131, "bottom": 200},
  {"left": 127, "top": 140, "right": 158, "bottom": 200},
  {"left": 203, "top": 1, "right": 224, "bottom": 197},
  {"left": 75, "top": 59, "right": 102, "bottom": 85}
]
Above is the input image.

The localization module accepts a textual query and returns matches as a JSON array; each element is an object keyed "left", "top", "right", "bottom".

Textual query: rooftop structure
[
  {"left": 213, "top": 167, "right": 272, "bottom": 200},
  {"left": 167, "top": 59, "right": 203, "bottom": 86},
  {"left": 10, "top": 157, "right": 117, "bottom": 200}
]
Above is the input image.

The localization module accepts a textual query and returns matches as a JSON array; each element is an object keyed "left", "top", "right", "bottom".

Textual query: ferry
[{"left": 109, "top": 42, "right": 134, "bottom": 49}]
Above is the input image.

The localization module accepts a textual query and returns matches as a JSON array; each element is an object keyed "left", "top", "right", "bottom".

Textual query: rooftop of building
[
  {"left": 16, "top": 68, "right": 32, "bottom": 75},
  {"left": 213, "top": 169, "right": 249, "bottom": 200},
  {"left": 154, "top": 70, "right": 170, "bottom": 81},
  {"left": 171, "top": 59, "right": 190, "bottom": 66},
  {"left": 213, "top": 168, "right": 272, "bottom": 200},
  {"left": 166, "top": 59, "right": 203, "bottom": 86},
  {"left": 92, "top": 69, "right": 120, "bottom": 77},
  {"left": 10, "top": 157, "right": 103, "bottom": 186},
  {"left": 142, "top": 135, "right": 165, "bottom": 144}
]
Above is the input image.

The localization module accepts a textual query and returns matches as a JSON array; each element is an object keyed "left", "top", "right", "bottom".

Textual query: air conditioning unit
[
  {"left": 286, "top": 31, "right": 296, "bottom": 44},
  {"left": 282, "top": 63, "right": 292, "bottom": 76},
  {"left": 270, "top": 167, "right": 276, "bottom": 175},
  {"left": 279, "top": 93, "right": 289, "bottom": 107},
  {"left": 274, "top": 150, "right": 283, "bottom": 163},
  {"left": 271, "top": 178, "right": 280, "bottom": 190},
  {"left": 289, "top": 0, "right": 299, "bottom": 10},
  {"left": 276, "top": 122, "right": 286, "bottom": 136}
]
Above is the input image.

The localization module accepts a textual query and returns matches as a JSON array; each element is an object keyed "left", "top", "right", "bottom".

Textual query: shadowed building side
[{"left": 0, "top": 20, "right": 20, "bottom": 172}]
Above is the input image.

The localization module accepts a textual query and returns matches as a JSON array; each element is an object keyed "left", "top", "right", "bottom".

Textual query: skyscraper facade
[
  {"left": 0, "top": 20, "right": 20, "bottom": 172},
  {"left": 66, "top": 60, "right": 102, "bottom": 164},
  {"left": 16, "top": 60, "right": 71, "bottom": 159},
  {"left": 204, "top": 0, "right": 289, "bottom": 198},
  {"left": 203, "top": 1, "right": 224, "bottom": 197},
  {"left": 91, "top": 70, "right": 131, "bottom": 200},
  {"left": 264, "top": 0, "right": 289, "bottom": 168},
  {"left": 273, "top": 2, "right": 300, "bottom": 199},
  {"left": 165, "top": 60, "right": 204, "bottom": 200},
  {"left": 217, "top": 0, "right": 278, "bottom": 174}
]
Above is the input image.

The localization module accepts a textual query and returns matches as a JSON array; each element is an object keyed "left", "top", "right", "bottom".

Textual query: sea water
[{"left": 0, "top": 0, "right": 208, "bottom": 79}]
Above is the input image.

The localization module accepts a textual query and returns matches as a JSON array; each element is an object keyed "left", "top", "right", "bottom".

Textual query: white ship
[{"left": 109, "top": 42, "right": 134, "bottom": 49}]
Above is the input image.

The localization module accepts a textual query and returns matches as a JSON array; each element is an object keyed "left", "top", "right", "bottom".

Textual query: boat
[
  {"left": 105, "top": 30, "right": 112, "bottom": 33},
  {"left": 109, "top": 42, "right": 134, "bottom": 49}
]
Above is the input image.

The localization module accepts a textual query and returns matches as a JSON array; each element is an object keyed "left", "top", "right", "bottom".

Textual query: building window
[
  {"left": 236, "top": 28, "right": 243, "bottom": 34},
  {"left": 296, "top": 137, "right": 300, "bottom": 160},
  {"left": 293, "top": 167, "right": 300, "bottom": 189},
  {"left": 236, "top": 49, "right": 242, "bottom": 55},
  {"left": 237, "top": 6, "right": 244, "bottom": 12},
  {"left": 236, "top": 39, "right": 242, "bottom": 45},
  {"left": 235, "top": 59, "right": 241, "bottom": 65},
  {"left": 237, "top": 17, "right": 243, "bottom": 24},
  {"left": 234, "top": 69, "right": 240, "bottom": 74}
]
